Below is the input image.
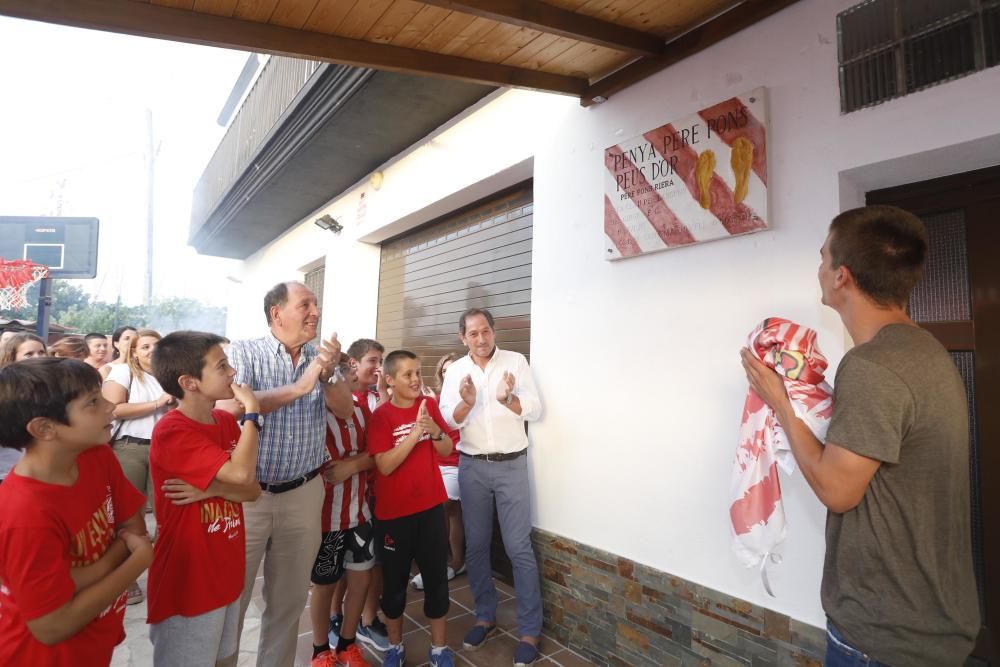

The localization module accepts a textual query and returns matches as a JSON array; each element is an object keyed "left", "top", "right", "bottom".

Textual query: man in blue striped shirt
[{"left": 221, "top": 281, "right": 354, "bottom": 667}]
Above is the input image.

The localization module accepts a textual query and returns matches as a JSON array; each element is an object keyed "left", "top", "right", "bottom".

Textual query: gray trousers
[
  {"left": 150, "top": 600, "right": 240, "bottom": 666},
  {"left": 458, "top": 453, "right": 542, "bottom": 638}
]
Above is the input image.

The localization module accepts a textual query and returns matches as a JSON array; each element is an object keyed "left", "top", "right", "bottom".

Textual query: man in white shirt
[{"left": 439, "top": 308, "right": 543, "bottom": 666}]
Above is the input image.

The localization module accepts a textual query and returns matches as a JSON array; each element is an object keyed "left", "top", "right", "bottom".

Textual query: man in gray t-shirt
[{"left": 742, "top": 205, "right": 979, "bottom": 666}]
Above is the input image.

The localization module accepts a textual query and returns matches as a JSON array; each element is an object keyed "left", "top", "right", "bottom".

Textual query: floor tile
[
  {"left": 493, "top": 599, "right": 518, "bottom": 633},
  {"left": 401, "top": 627, "right": 432, "bottom": 665},
  {"left": 494, "top": 580, "right": 515, "bottom": 597},
  {"left": 405, "top": 598, "right": 430, "bottom": 631},
  {"left": 112, "top": 570, "right": 594, "bottom": 667},
  {"left": 440, "top": 612, "right": 475, "bottom": 651},
  {"left": 455, "top": 632, "right": 519, "bottom": 667}
]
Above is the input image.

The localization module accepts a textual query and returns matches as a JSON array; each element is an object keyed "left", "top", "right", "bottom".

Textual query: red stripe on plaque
[
  {"left": 643, "top": 125, "right": 767, "bottom": 236},
  {"left": 697, "top": 97, "right": 767, "bottom": 186},
  {"left": 603, "top": 196, "right": 642, "bottom": 257},
  {"left": 604, "top": 146, "right": 696, "bottom": 247}
]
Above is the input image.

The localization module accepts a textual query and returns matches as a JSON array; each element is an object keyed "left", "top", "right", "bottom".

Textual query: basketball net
[{"left": 0, "top": 259, "right": 50, "bottom": 311}]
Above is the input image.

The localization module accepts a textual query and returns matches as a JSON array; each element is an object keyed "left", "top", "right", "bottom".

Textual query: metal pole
[
  {"left": 144, "top": 108, "right": 155, "bottom": 306},
  {"left": 35, "top": 277, "right": 52, "bottom": 341}
]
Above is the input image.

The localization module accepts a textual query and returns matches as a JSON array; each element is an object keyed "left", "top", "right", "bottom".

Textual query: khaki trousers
[
  {"left": 237, "top": 474, "right": 324, "bottom": 667},
  {"left": 110, "top": 439, "right": 152, "bottom": 506}
]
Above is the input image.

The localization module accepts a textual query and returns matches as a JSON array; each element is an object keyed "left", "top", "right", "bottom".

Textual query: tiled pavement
[{"left": 112, "top": 566, "right": 593, "bottom": 667}]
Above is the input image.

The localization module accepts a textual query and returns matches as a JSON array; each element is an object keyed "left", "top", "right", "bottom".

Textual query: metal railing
[{"left": 191, "top": 56, "right": 323, "bottom": 232}]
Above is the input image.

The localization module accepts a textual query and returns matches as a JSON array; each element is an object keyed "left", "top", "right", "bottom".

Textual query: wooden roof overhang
[{"left": 0, "top": 0, "right": 801, "bottom": 106}]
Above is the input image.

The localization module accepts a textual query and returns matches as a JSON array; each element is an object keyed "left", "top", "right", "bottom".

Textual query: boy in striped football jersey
[{"left": 309, "top": 357, "right": 377, "bottom": 667}]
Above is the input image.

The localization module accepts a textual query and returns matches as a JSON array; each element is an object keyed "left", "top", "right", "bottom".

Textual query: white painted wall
[
  {"left": 528, "top": 0, "right": 1000, "bottom": 628},
  {"left": 224, "top": 89, "right": 577, "bottom": 343},
  {"left": 221, "top": 0, "right": 1000, "bottom": 630}
]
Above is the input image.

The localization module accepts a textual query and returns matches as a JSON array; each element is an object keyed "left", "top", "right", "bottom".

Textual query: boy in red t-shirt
[
  {"left": 367, "top": 350, "right": 455, "bottom": 667},
  {"left": 0, "top": 358, "right": 152, "bottom": 667},
  {"left": 148, "top": 331, "right": 262, "bottom": 666}
]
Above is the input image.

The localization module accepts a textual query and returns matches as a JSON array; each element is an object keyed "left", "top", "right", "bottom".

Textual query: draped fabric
[{"left": 731, "top": 318, "right": 833, "bottom": 578}]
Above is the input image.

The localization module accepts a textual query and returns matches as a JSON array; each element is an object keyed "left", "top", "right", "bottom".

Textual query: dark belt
[
  {"left": 117, "top": 435, "right": 150, "bottom": 445},
  {"left": 460, "top": 448, "right": 527, "bottom": 463},
  {"left": 259, "top": 466, "right": 323, "bottom": 494}
]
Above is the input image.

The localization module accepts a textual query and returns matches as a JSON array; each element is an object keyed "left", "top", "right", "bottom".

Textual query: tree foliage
[{"left": 0, "top": 280, "right": 226, "bottom": 336}]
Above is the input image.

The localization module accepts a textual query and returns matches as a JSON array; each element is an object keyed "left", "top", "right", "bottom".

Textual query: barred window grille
[
  {"left": 838, "top": 0, "right": 1000, "bottom": 112},
  {"left": 303, "top": 265, "right": 325, "bottom": 346}
]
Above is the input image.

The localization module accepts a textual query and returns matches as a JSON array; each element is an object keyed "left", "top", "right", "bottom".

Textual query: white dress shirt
[{"left": 439, "top": 347, "right": 542, "bottom": 456}]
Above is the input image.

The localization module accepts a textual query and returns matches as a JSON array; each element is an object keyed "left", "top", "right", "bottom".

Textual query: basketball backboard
[{"left": 0, "top": 217, "right": 100, "bottom": 279}]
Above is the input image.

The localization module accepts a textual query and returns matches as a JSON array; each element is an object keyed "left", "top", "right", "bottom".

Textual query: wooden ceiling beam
[
  {"left": 581, "top": 0, "right": 803, "bottom": 106},
  {"left": 0, "top": 0, "right": 588, "bottom": 96},
  {"left": 416, "top": 0, "right": 664, "bottom": 57}
]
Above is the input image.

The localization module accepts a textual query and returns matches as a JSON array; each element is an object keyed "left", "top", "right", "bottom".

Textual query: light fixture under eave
[{"left": 314, "top": 214, "right": 343, "bottom": 233}]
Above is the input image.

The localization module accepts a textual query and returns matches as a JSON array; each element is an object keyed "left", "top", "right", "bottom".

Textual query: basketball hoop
[{"left": 0, "top": 259, "right": 49, "bottom": 311}]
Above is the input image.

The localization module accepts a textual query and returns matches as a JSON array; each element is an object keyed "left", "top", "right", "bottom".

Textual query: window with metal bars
[
  {"left": 303, "top": 265, "right": 324, "bottom": 346},
  {"left": 838, "top": 0, "right": 1000, "bottom": 113}
]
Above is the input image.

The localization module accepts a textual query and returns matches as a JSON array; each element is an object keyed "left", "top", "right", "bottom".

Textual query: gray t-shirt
[{"left": 822, "top": 324, "right": 980, "bottom": 666}]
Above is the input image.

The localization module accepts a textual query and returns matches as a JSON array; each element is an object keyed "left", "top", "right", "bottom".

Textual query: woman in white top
[
  {"left": 100, "top": 325, "right": 137, "bottom": 380},
  {"left": 102, "top": 328, "right": 173, "bottom": 604},
  {"left": 103, "top": 327, "right": 174, "bottom": 494}
]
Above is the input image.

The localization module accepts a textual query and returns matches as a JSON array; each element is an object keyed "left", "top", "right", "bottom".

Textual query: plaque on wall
[{"left": 604, "top": 87, "right": 769, "bottom": 260}]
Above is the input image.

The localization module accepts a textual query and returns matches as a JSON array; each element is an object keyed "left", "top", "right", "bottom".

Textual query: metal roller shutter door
[{"left": 376, "top": 186, "right": 533, "bottom": 385}]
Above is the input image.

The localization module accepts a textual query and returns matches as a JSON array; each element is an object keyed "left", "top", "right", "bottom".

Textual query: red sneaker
[
  {"left": 311, "top": 649, "right": 336, "bottom": 667},
  {"left": 337, "top": 643, "right": 372, "bottom": 667}
]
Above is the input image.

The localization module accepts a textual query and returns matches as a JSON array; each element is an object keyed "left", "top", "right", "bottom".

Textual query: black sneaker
[
  {"left": 356, "top": 617, "right": 390, "bottom": 651},
  {"left": 327, "top": 614, "right": 343, "bottom": 647}
]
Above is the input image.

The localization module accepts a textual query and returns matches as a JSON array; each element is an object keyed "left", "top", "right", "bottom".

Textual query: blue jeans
[{"left": 826, "top": 622, "right": 890, "bottom": 667}]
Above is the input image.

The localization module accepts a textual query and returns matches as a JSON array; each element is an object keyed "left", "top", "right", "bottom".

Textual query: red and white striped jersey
[{"left": 322, "top": 398, "right": 372, "bottom": 532}]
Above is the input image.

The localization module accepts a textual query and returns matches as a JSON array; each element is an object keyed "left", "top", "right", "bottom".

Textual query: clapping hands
[
  {"left": 298, "top": 332, "right": 342, "bottom": 392},
  {"left": 459, "top": 374, "right": 477, "bottom": 407},
  {"left": 496, "top": 370, "right": 515, "bottom": 404},
  {"left": 315, "top": 332, "right": 342, "bottom": 381},
  {"left": 415, "top": 401, "right": 440, "bottom": 438}
]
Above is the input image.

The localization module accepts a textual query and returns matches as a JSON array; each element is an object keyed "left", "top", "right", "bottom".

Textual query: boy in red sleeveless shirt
[
  {"left": 148, "top": 331, "right": 262, "bottom": 666},
  {"left": 0, "top": 357, "right": 152, "bottom": 667},
  {"left": 309, "top": 358, "right": 377, "bottom": 667},
  {"left": 367, "top": 350, "right": 455, "bottom": 667}
]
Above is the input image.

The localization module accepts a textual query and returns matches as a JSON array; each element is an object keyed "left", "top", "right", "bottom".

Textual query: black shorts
[
  {"left": 377, "top": 504, "right": 449, "bottom": 620},
  {"left": 310, "top": 521, "right": 376, "bottom": 585}
]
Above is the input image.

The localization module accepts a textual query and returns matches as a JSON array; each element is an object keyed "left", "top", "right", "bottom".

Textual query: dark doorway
[{"left": 868, "top": 165, "right": 1000, "bottom": 664}]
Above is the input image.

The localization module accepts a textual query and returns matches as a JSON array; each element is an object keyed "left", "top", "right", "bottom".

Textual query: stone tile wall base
[{"left": 532, "top": 529, "right": 825, "bottom": 667}]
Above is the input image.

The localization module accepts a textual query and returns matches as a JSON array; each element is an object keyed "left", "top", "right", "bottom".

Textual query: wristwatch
[
  {"left": 431, "top": 431, "right": 445, "bottom": 441},
  {"left": 242, "top": 412, "right": 263, "bottom": 430},
  {"left": 504, "top": 393, "right": 515, "bottom": 406}
]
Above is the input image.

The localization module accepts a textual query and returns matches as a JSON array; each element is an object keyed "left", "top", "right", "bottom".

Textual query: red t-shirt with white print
[
  {"left": 0, "top": 445, "right": 145, "bottom": 667},
  {"left": 147, "top": 409, "right": 245, "bottom": 624},
  {"left": 367, "top": 396, "right": 449, "bottom": 521}
]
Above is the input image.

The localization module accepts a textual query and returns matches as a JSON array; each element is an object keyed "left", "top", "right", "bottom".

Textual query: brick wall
[{"left": 532, "top": 528, "right": 826, "bottom": 666}]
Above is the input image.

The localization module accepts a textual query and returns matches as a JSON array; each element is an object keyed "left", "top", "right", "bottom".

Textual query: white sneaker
[{"left": 411, "top": 567, "right": 456, "bottom": 590}]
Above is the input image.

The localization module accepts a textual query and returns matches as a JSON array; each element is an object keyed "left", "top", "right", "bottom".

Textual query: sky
[{"left": 0, "top": 16, "right": 252, "bottom": 307}]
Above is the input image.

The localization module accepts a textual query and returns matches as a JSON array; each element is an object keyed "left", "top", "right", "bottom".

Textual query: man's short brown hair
[
  {"left": 459, "top": 308, "right": 495, "bottom": 334},
  {"left": 828, "top": 205, "right": 927, "bottom": 308}
]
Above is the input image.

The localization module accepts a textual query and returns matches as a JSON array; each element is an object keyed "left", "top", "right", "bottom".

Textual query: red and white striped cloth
[
  {"left": 322, "top": 399, "right": 372, "bottom": 532},
  {"left": 731, "top": 318, "right": 833, "bottom": 587}
]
